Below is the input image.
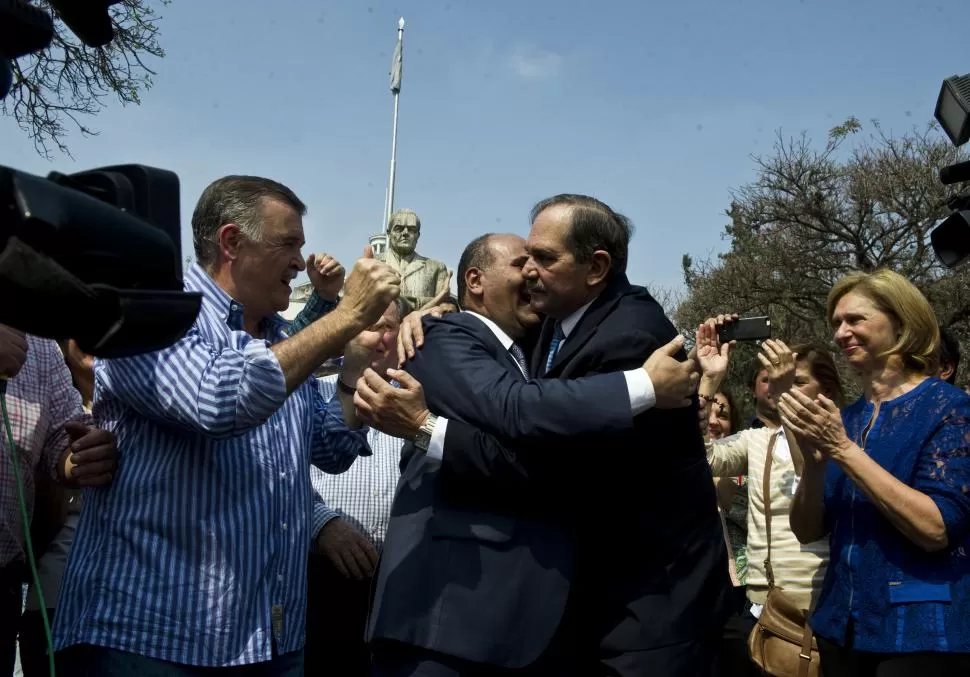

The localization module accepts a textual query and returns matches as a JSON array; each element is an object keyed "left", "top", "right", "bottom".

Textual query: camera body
[
  {"left": 933, "top": 75, "right": 970, "bottom": 268},
  {"left": 0, "top": 1, "right": 201, "bottom": 356}
]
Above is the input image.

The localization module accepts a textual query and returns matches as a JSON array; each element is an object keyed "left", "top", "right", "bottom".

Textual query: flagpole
[{"left": 383, "top": 17, "right": 405, "bottom": 234}]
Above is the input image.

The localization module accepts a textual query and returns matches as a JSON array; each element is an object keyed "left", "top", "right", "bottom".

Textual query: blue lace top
[{"left": 810, "top": 378, "right": 970, "bottom": 653}]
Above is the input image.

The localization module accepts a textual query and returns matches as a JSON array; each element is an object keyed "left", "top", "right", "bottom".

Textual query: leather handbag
[{"left": 747, "top": 433, "right": 820, "bottom": 677}]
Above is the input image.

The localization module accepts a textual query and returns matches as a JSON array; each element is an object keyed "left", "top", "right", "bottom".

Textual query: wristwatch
[{"left": 413, "top": 413, "right": 438, "bottom": 452}]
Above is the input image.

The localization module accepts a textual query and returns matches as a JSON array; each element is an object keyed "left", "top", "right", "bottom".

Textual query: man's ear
[
  {"left": 585, "top": 250, "right": 612, "bottom": 287},
  {"left": 465, "top": 267, "right": 484, "bottom": 300},
  {"left": 217, "top": 224, "right": 245, "bottom": 263}
]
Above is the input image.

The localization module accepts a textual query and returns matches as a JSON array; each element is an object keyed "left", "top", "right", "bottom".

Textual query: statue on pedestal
[{"left": 377, "top": 209, "right": 450, "bottom": 310}]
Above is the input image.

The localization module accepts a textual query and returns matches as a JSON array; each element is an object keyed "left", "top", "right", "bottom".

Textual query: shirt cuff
[
  {"left": 304, "top": 291, "right": 339, "bottom": 317},
  {"left": 623, "top": 368, "right": 656, "bottom": 415},
  {"left": 425, "top": 416, "right": 449, "bottom": 461},
  {"left": 311, "top": 501, "right": 341, "bottom": 541}
]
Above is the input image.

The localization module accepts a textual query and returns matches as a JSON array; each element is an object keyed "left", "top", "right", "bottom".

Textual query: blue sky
[{"left": 2, "top": 0, "right": 967, "bottom": 299}]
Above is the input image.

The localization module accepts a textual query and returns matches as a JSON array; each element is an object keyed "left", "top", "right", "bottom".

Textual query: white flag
[{"left": 389, "top": 31, "right": 403, "bottom": 93}]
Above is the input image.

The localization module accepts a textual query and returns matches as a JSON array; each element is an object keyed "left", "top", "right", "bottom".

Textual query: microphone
[{"left": 939, "top": 160, "right": 970, "bottom": 185}]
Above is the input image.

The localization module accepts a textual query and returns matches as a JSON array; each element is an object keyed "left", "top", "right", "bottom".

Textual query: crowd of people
[{"left": 0, "top": 174, "right": 968, "bottom": 677}]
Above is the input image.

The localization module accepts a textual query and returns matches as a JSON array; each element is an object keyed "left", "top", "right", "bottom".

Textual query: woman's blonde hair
[{"left": 826, "top": 269, "right": 940, "bottom": 375}]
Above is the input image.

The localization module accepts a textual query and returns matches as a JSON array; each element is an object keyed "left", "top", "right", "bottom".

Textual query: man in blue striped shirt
[{"left": 53, "top": 176, "right": 401, "bottom": 676}]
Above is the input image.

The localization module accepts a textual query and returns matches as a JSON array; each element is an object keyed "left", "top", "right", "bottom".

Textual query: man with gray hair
[
  {"left": 378, "top": 208, "right": 450, "bottom": 311},
  {"left": 53, "top": 175, "right": 400, "bottom": 677}
]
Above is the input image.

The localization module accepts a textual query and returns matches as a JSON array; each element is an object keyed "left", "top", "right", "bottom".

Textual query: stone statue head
[{"left": 387, "top": 209, "right": 421, "bottom": 256}]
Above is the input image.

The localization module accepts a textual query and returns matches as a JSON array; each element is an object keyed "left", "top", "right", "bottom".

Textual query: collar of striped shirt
[
  {"left": 53, "top": 263, "right": 371, "bottom": 668},
  {"left": 187, "top": 264, "right": 289, "bottom": 339}
]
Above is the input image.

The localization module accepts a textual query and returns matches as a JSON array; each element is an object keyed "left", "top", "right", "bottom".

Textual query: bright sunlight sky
[{"left": 2, "top": 0, "right": 967, "bottom": 295}]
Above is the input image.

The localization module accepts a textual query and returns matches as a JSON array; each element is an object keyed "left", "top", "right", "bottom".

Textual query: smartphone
[{"left": 718, "top": 316, "right": 771, "bottom": 343}]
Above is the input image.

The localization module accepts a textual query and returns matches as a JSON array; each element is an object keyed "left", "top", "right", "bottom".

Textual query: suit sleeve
[
  {"left": 438, "top": 417, "right": 536, "bottom": 486},
  {"left": 406, "top": 319, "right": 632, "bottom": 440}
]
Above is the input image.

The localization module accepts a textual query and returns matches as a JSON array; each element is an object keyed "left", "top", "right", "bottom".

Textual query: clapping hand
[
  {"left": 758, "top": 339, "right": 797, "bottom": 401},
  {"left": 778, "top": 390, "right": 852, "bottom": 463}
]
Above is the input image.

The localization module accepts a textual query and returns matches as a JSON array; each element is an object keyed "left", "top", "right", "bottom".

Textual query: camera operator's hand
[
  {"left": 643, "top": 335, "right": 699, "bottom": 409},
  {"left": 307, "top": 252, "right": 345, "bottom": 302},
  {"left": 340, "top": 247, "right": 401, "bottom": 328},
  {"left": 0, "top": 325, "right": 28, "bottom": 380}
]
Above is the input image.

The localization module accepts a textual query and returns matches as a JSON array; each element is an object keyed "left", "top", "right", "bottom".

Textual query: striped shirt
[
  {"left": 310, "top": 375, "right": 406, "bottom": 548},
  {"left": 0, "top": 337, "right": 87, "bottom": 567},
  {"left": 53, "top": 264, "right": 371, "bottom": 667}
]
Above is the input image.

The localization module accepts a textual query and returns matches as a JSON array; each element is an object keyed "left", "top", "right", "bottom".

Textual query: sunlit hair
[
  {"left": 789, "top": 343, "right": 845, "bottom": 407},
  {"left": 827, "top": 269, "right": 939, "bottom": 375},
  {"left": 192, "top": 175, "right": 306, "bottom": 269}
]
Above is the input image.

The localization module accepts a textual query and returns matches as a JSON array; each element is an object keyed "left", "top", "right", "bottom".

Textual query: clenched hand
[
  {"left": 643, "top": 335, "right": 700, "bottom": 409},
  {"left": 340, "top": 246, "right": 401, "bottom": 328},
  {"left": 307, "top": 252, "right": 345, "bottom": 302}
]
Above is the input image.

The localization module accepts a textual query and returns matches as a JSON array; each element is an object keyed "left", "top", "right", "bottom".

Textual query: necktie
[
  {"left": 543, "top": 323, "right": 565, "bottom": 374},
  {"left": 508, "top": 343, "right": 528, "bottom": 377}
]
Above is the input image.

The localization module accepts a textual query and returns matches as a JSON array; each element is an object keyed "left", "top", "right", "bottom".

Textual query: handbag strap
[
  {"left": 764, "top": 429, "right": 816, "bottom": 677},
  {"left": 797, "top": 621, "right": 814, "bottom": 677},
  {"left": 762, "top": 431, "right": 778, "bottom": 589}
]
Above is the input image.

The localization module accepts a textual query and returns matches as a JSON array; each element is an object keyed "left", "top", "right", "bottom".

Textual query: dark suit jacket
[
  {"left": 366, "top": 312, "right": 633, "bottom": 668},
  {"left": 417, "top": 276, "right": 732, "bottom": 656},
  {"left": 534, "top": 274, "right": 731, "bottom": 654}
]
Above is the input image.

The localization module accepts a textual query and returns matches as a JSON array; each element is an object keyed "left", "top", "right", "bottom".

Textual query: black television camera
[
  {"left": 0, "top": 0, "right": 201, "bottom": 357},
  {"left": 932, "top": 74, "right": 970, "bottom": 269}
]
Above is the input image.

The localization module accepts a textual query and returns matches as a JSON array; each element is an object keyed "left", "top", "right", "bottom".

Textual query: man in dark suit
[
  {"left": 519, "top": 194, "right": 731, "bottom": 675},
  {"left": 358, "top": 232, "right": 699, "bottom": 676}
]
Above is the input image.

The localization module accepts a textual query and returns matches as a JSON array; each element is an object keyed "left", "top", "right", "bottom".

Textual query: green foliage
[{"left": 677, "top": 118, "right": 970, "bottom": 395}]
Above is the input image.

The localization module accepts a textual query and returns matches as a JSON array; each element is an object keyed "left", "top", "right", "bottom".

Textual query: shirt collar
[
  {"left": 560, "top": 300, "right": 595, "bottom": 339},
  {"left": 463, "top": 311, "right": 515, "bottom": 350},
  {"left": 185, "top": 264, "right": 287, "bottom": 339}
]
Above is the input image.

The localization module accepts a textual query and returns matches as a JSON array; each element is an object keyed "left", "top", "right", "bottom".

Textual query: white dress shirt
[{"left": 426, "top": 308, "right": 655, "bottom": 460}]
